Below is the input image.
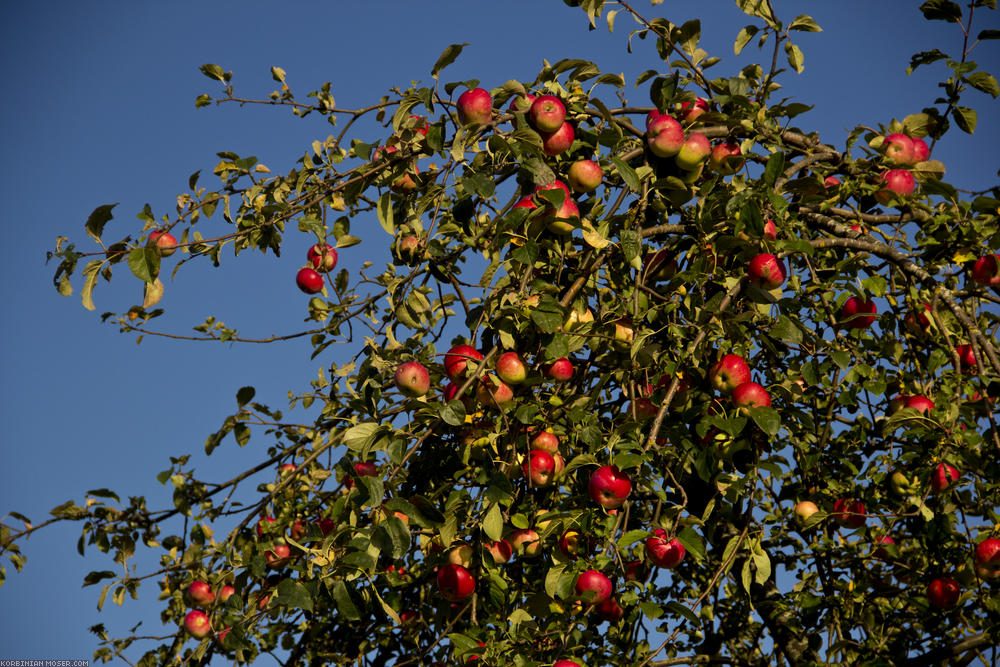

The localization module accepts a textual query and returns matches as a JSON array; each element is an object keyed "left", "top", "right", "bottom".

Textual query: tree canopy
[{"left": 5, "top": 1, "right": 1000, "bottom": 665}]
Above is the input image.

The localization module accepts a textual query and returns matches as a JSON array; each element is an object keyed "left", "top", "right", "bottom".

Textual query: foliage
[{"left": 8, "top": 1, "right": 1000, "bottom": 665}]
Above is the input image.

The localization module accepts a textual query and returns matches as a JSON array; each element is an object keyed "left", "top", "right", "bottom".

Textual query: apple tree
[{"left": 6, "top": 0, "right": 1000, "bottom": 664}]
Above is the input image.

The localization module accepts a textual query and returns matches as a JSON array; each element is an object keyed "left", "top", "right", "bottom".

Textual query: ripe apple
[
  {"left": 256, "top": 516, "right": 276, "bottom": 536},
  {"left": 149, "top": 230, "right": 178, "bottom": 256},
  {"left": 911, "top": 136, "right": 930, "bottom": 162},
  {"left": 595, "top": 596, "right": 625, "bottom": 622},
  {"left": 763, "top": 218, "right": 778, "bottom": 240},
  {"left": 317, "top": 518, "right": 337, "bottom": 536},
  {"left": 523, "top": 450, "right": 557, "bottom": 487},
  {"left": 554, "top": 661, "right": 582, "bottom": 667},
  {"left": 645, "top": 529, "right": 686, "bottom": 568},
  {"left": 709, "top": 141, "right": 743, "bottom": 174},
  {"left": 529, "top": 95, "right": 566, "bottom": 133},
  {"left": 840, "top": 296, "right": 878, "bottom": 329},
  {"left": 218, "top": 585, "right": 235, "bottom": 602},
  {"left": 295, "top": 267, "right": 324, "bottom": 294},
  {"left": 444, "top": 344, "right": 484, "bottom": 382},
  {"left": 394, "top": 361, "right": 431, "bottom": 397},
  {"left": 557, "top": 530, "right": 587, "bottom": 560},
  {"left": 509, "top": 528, "right": 541, "bottom": 558},
  {"left": 832, "top": 497, "right": 866, "bottom": 529},
  {"left": 882, "top": 133, "right": 915, "bottom": 165},
  {"left": 307, "top": 243, "right": 338, "bottom": 272},
  {"left": 588, "top": 465, "right": 632, "bottom": 509},
  {"left": 373, "top": 145, "right": 419, "bottom": 192},
  {"left": 674, "top": 132, "right": 711, "bottom": 171},
  {"left": 875, "top": 169, "right": 916, "bottom": 204},
  {"left": 567, "top": 159, "right": 603, "bottom": 193},
  {"left": 183, "top": 610, "right": 212, "bottom": 639},
  {"left": 678, "top": 97, "right": 709, "bottom": 123},
  {"left": 540, "top": 121, "right": 575, "bottom": 156},
  {"left": 485, "top": 538, "right": 513, "bottom": 564},
  {"left": 457, "top": 88, "right": 493, "bottom": 126},
  {"left": 187, "top": 580, "right": 216, "bottom": 608},
  {"left": 436, "top": 563, "right": 476, "bottom": 601},
  {"left": 508, "top": 93, "right": 536, "bottom": 115},
  {"left": 731, "top": 381, "right": 771, "bottom": 409},
  {"left": 443, "top": 382, "right": 475, "bottom": 411},
  {"left": 955, "top": 344, "right": 977, "bottom": 373},
  {"left": 903, "top": 394, "right": 935, "bottom": 415},
  {"left": 873, "top": 535, "right": 896, "bottom": 559},
  {"left": 974, "top": 537, "right": 1000, "bottom": 579},
  {"left": 476, "top": 374, "right": 514, "bottom": 407},
  {"left": 495, "top": 351, "right": 528, "bottom": 385},
  {"left": 747, "top": 253, "right": 787, "bottom": 290},
  {"left": 824, "top": 175, "right": 841, "bottom": 188},
  {"left": 540, "top": 196, "right": 579, "bottom": 234},
  {"left": 530, "top": 428, "right": 560, "bottom": 453},
  {"left": 708, "top": 354, "right": 751, "bottom": 394},
  {"left": 396, "top": 235, "right": 424, "bottom": 264},
  {"left": 970, "top": 253, "right": 1000, "bottom": 285},
  {"left": 544, "top": 357, "right": 574, "bottom": 381},
  {"left": 930, "top": 462, "right": 960, "bottom": 493},
  {"left": 793, "top": 500, "right": 820, "bottom": 528},
  {"left": 926, "top": 576, "right": 961, "bottom": 609},
  {"left": 903, "top": 302, "right": 932, "bottom": 337},
  {"left": 265, "top": 543, "right": 292, "bottom": 568},
  {"left": 647, "top": 114, "right": 684, "bottom": 158},
  {"left": 575, "top": 569, "right": 613, "bottom": 604}
]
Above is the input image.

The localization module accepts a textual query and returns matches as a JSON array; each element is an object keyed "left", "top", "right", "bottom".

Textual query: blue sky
[{"left": 1, "top": 1, "right": 997, "bottom": 661}]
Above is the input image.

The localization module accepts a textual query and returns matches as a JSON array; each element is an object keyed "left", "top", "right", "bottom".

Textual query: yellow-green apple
[
  {"left": 930, "top": 462, "right": 960, "bottom": 493},
  {"left": 832, "top": 497, "right": 866, "bottom": 529},
  {"left": 596, "top": 596, "right": 625, "bottom": 622},
  {"left": 575, "top": 569, "right": 613, "bottom": 604},
  {"left": 183, "top": 610, "right": 212, "bottom": 639},
  {"left": 747, "top": 253, "right": 787, "bottom": 289},
  {"left": 448, "top": 543, "right": 474, "bottom": 569},
  {"left": 529, "top": 95, "right": 566, "bottom": 133},
  {"left": 567, "top": 159, "right": 603, "bottom": 193},
  {"left": 149, "top": 230, "right": 178, "bottom": 256},
  {"left": 793, "top": 500, "right": 820, "bottom": 528},
  {"left": 889, "top": 470, "right": 920, "bottom": 496},
  {"left": 540, "top": 121, "right": 575, "bottom": 156},
  {"left": 307, "top": 243, "right": 338, "bottom": 272},
  {"left": 674, "top": 132, "right": 711, "bottom": 170},
  {"left": 394, "top": 361, "right": 431, "bottom": 397},
  {"left": 974, "top": 537, "right": 1000, "bottom": 579},
  {"left": 496, "top": 351, "right": 528, "bottom": 385},
  {"left": 645, "top": 529, "right": 685, "bottom": 568},
  {"left": 971, "top": 253, "right": 1000, "bottom": 285},
  {"left": 588, "top": 465, "right": 632, "bottom": 509},
  {"left": 457, "top": 88, "right": 493, "bottom": 126},
  {"left": 882, "top": 133, "right": 915, "bottom": 165},
  {"left": 444, "top": 344, "right": 483, "bottom": 382},
  {"left": 544, "top": 357, "right": 574, "bottom": 381},
  {"left": 510, "top": 528, "right": 541, "bottom": 558},
  {"left": 476, "top": 374, "right": 514, "bottom": 407},
  {"left": 709, "top": 141, "right": 743, "bottom": 174},
  {"left": 186, "top": 580, "right": 216, "bottom": 608},
  {"left": 840, "top": 296, "right": 878, "bottom": 329},
  {"left": 955, "top": 344, "right": 977, "bottom": 373},
  {"left": 647, "top": 114, "right": 684, "bottom": 157},
  {"left": 731, "top": 381, "right": 771, "bottom": 410},
  {"left": 436, "top": 563, "right": 475, "bottom": 601},
  {"left": 265, "top": 543, "right": 292, "bottom": 568},
  {"left": 875, "top": 169, "right": 916, "bottom": 204},
  {"left": 295, "top": 267, "right": 324, "bottom": 294},
  {"left": 708, "top": 354, "right": 751, "bottom": 394},
  {"left": 911, "top": 136, "right": 930, "bottom": 162},
  {"left": 613, "top": 318, "right": 634, "bottom": 345},
  {"left": 530, "top": 428, "right": 560, "bottom": 452},
  {"left": 523, "top": 450, "right": 557, "bottom": 487},
  {"left": 563, "top": 307, "right": 594, "bottom": 330},
  {"left": 873, "top": 535, "right": 896, "bottom": 559},
  {"left": 485, "top": 538, "right": 513, "bottom": 564},
  {"left": 926, "top": 576, "right": 960, "bottom": 609}
]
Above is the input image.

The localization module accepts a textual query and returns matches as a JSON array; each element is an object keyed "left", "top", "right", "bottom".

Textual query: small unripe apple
[
  {"left": 149, "top": 230, "right": 178, "bottom": 256},
  {"left": 495, "top": 351, "right": 528, "bottom": 385},
  {"left": 747, "top": 253, "right": 787, "bottom": 290},
  {"left": 183, "top": 610, "right": 212, "bottom": 639},
  {"left": 540, "top": 121, "right": 575, "bottom": 156},
  {"left": 448, "top": 543, "right": 474, "bottom": 569},
  {"left": 529, "top": 95, "right": 566, "bottom": 133},
  {"left": 840, "top": 296, "right": 878, "bottom": 329},
  {"left": 889, "top": 470, "right": 919, "bottom": 496},
  {"left": 296, "top": 267, "right": 324, "bottom": 294},
  {"left": 793, "top": 500, "right": 820, "bottom": 528},
  {"left": 307, "top": 243, "right": 338, "bottom": 272},
  {"left": 394, "top": 361, "right": 431, "bottom": 397},
  {"left": 563, "top": 307, "right": 594, "bottom": 330},
  {"left": 926, "top": 576, "right": 960, "bottom": 609},
  {"left": 567, "top": 159, "right": 603, "bottom": 193},
  {"left": 457, "top": 88, "right": 493, "bottom": 126}
]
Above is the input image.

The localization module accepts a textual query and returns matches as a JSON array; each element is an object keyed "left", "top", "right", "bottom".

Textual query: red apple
[
  {"left": 575, "top": 569, "right": 613, "bottom": 604},
  {"left": 974, "top": 537, "right": 1000, "bottom": 579},
  {"left": 436, "top": 563, "right": 476, "bottom": 601},
  {"left": 544, "top": 357, "right": 574, "bottom": 381},
  {"left": 708, "top": 354, "right": 751, "bottom": 394},
  {"left": 256, "top": 516, "right": 276, "bottom": 536},
  {"left": 567, "top": 159, "right": 603, "bottom": 193},
  {"left": 763, "top": 218, "right": 778, "bottom": 240},
  {"left": 930, "top": 462, "right": 960, "bottom": 493},
  {"left": 911, "top": 136, "right": 930, "bottom": 162},
  {"left": 875, "top": 169, "right": 916, "bottom": 204},
  {"left": 218, "top": 585, "right": 235, "bottom": 602},
  {"left": 840, "top": 296, "right": 878, "bottom": 329},
  {"left": 540, "top": 121, "right": 575, "bottom": 156},
  {"left": 307, "top": 243, "right": 338, "bottom": 272},
  {"left": 832, "top": 497, "right": 866, "bottom": 529},
  {"left": 530, "top": 428, "right": 560, "bottom": 453},
  {"left": 443, "top": 381, "right": 475, "bottom": 411},
  {"left": 510, "top": 528, "right": 541, "bottom": 558},
  {"left": 554, "top": 661, "right": 583, "bottom": 667},
  {"left": 496, "top": 351, "right": 528, "bottom": 385},
  {"left": 955, "top": 344, "right": 977, "bottom": 373},
  {"left": 595, "top": 596, "right": 625, "bottom": 622},
  {"left": 645, "top": 529, "right": 686, "bottom": 568},
  {"left": 457, "top": 88, "right": 493, "bottom": 126},
  {"left": 971, "top": 254, "right": 1000, "bottom": 285},
  {"left": 317, "top": 518, "right": 337, "bottom": 536},
  {"left": 708, "top": 141, "right": 743, "bottom": 174},
  {"left": 183, "top": 610, "right": 212, "bottom": 639},
  {"left": 903, "top": 302, "right": 932, "bottom": 337},
  {"left": 394, "top": 361, "right": 431, "bottom": 397},
  {"left": 406, "top": 115, "right": 429, "bottom": 136},
  {"left": 824, "top": 175, "right": 841, "bottom": 188},
  {"left": 523, "top": 450, "right": 557, "bottom": 487},
  {"left": 186, "top": 580, "right": 216, "bottom": 608},
  {"left": 926, "top": 577, "right": 960, "bottom": 609},
  {"left": 529, "top": 95, "right": 566, "bottom": 133},
  {"left": 903, "top": 394, "right": 935, "bottom": 415},
  {"left": 485, "top": 538, "right": 513, "bottom": 564},
  {"left": 747, "top": 253, "right": 787, "bottom": 290},
  {"left": 444, "top": 344, "right": 484, "bottom": 382},
  {"left": 678, "top": 97, "right": 709, "bottom": 123},
  {"left": 508, "top": 93, "right": 536, "bottom": 115},
  {"left": 296, "top": 267, "right": 324, "bottom": 294},
  {"left": 647, "top": 114, "right": 684, "bottom": 158},
  {"left": 476, "top": 374, "right": 514, "bottom": 407},
  {"left": 265, "top": 543, "right": 292, "bottom": 568},
  {"left": 542, "top": 196, "right": 579, "bottom": 234},
  {"left": 674, "top": 132, "right": 711, "bottom": 171},
  {"left": 558, "top": 529, "right": 589, "bottom": 559},
  {"left": 731, "top": 381, "right": 771, "bottom": 409},
  {"left": 882, "top": 133, "right": 915, "bottom": 165},
  {"left": 149, "top": 230, "right": 178, "bottom": 256},
  {"left": 873, "top": 535, "right": 896, "bottom": 559},
  {"left": 588, "top": 465, "right": 632, "bottom": 509}
]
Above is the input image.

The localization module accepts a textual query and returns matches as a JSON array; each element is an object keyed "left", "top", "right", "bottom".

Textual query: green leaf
[
  {"left": 788, "top": 14, "right": 822, "bottom": 32},
  {"left": 432, "top": 43, "right": 469, "bottom": 79},
  {"left": 666, "top": 600, "right": 700, "bottom": 625},
  {"left": 83, "top": 570, "right": 117, "bottom": 587},
  {"left": 966, "top": 71, "right": 999, "bottom": 98},
  {"left": 735, "top": 0, "right": 776, "bottom": 24},
  {"left": 610, "top": 156, "right": 640, "bottom": 192},
  {"left": 749, "top": 406, "right": 781, "bottom": 437},
  {"left": 127, "top": 247, "right": 160, "bottom": 284},
  {"left": 620, "top": 229, "right": 641, "bottom": 270},
  {"left": 734, "top": 25, "right": 759, "bottom": 55},
  {"left": 785, "top": 42, "right": 805, "bottom": 73},
  {"left": 236, "top": 386, "right": 255, "bottom": 407},
  {"left": 530, "top": 297, "right": 565, "bottom": 333},
  {"left": 199, "top": 63, "right": 226, "bottom": 81},
  {"left": 907, "top": 49, "right": 948, "bottom": 74},
  {"left": 332, "top": 580, "right": 362, "bottom": 621},
  {"left": 677, "top": 526, "right": 706, "bottom": 561},
  {"left": 953, "top": 106, "right": 977, "bottom": 134},
  {"left": 84, "top": 203, "right": 118, "bottom": 244},
  {"left": 618, "top": 529, "right": 649, "bottom": 548},
  {"left": 80, "top": 259, "right": 103, "bottom": 311},
  {"left": 763, "top": 152, "right": 785, "bottom": 187},
  {"left": 440, "top": 400, "right": 467, "bottom": 426},
  {"left": 978, "top": 29, "right": 1000, "bottom": 40},
  {"left": 769, "top": 315, "right": 803, "bottom": 344},
  {"left": 919, "top": 0, "right": 963, "bottom": 22},
  {"left": 902, "top": 112, "right": 933, "bottom": 136},
  {"left": 483, "top": 503, "right": 503, "bottom": 542},
  {"left": 676, "top": 19, "right": 701, "bottom": 56},
  {"left": 276, "top": 579, "right": 314, "bottom": 611},
  {"left": 377, "top": 192, "right": 394, "bottom": 235},
  {"left": 344, "top": 423, "right": 380, "bottom": 452}
]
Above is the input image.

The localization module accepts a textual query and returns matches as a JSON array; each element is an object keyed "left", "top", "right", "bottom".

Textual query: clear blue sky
[{"left": 1, "top": 1, "right": 997, "bottom": 661}]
